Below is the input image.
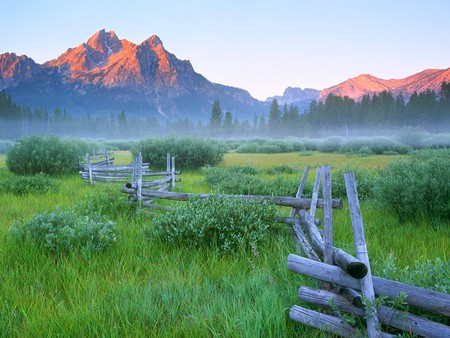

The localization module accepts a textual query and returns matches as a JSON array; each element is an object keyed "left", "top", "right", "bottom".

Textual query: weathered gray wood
[
  {"left": 289, "top": 166, "right": 310, "bottom": 217},
  {"left": 287, "top": 254, "right": 450, "bottom": 316},
  {"left": 292, "top": 219, "right": 321, "bottom": 261},
  {"left": 171, "top": 156, "right": 176, "bottom": 189},
  {"left": 298, "top": 286, "right": 450, "bottom": 338},
  {"left": 344, "top": 172, "right": 379, "bottom": 338},
  {"left": 340, "top": 287, "right": 363, "bottom": 308},
  {"left": 83, "top": 165, "right": 149, "bottom": 172},
  {"left": 125, "top": 176, "right": 173, "bottom": 189},
  {"left": 310, "top": 166, "right": 322, "bottom": 218},
  {"left": 86, "top": 153, "right": 93, "bottom": 185},
  {"left": 298, "top": 209, "right": 367, "bottom": 279},
  {"left": 120, "top": 188, "right": 343, "bottom": 209},
  {"left": 290, "top": 305, "right": 361, "bottom": 337},
  {"left": 322, "top": 165, "right": 333, "bottom": 267},
  {"left": 137, "top": 153, "right": 142, "bottom": 204},
  {"left": 166, "top": 153, "right": 171, "bottom": 174}
]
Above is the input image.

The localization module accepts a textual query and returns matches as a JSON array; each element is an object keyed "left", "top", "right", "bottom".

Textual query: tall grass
[{"left": 0, "top": 151, "right": 448, "bottom": 336}]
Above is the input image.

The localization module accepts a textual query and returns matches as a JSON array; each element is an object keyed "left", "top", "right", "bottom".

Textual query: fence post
[
  {"left": 310, "top": 167, "right": 322, "bottom": 218},
  {"left": 137, "top": 152, "right": 143, "bottom": 205},
  {"left": 345, "top": 172, "right": 380, "bottom": 338},
  {"left": 167, "top": 153, "right": 171, "bottom": 174},
  {"left": 86, "top": 153, "right": 93, "bottom": 185},
  {"left": 322, "top": 165, "right": 333, "bottom": 267},
  {"left": 171, "top": 156, "right": 176, "bottom": 189}
]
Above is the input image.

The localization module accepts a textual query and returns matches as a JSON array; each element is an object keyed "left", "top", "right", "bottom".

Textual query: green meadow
[{"left": 0, "top": 150, "right": 448, "bottom": 337}]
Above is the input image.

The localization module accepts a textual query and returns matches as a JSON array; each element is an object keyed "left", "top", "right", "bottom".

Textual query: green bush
[
  {"left": 9, "top": 208, "right": 118, "bottom": 255},
  {"left": 375, "top": 254, "right": 449, "bottom": 293},
  {"left": 133, "top": 137, "right": 226, "bottom": 169},
  {"left": 202, "top": 166, "right": 301, "bottom": 196},
  {"left": 318, "top": 136, "right": 344, "bottom": 153},
  {"left": 74, "top": 185, "right": 137, "bottom": 219},
  {"left": 332, "top": 164, "right": 378, "bottom": 200},
  {"left": 339, "top": 137, "right": 410, "bottom": 155},
  {"left": 6, "top": 135, "right": 83, "bottom": 175},
  {"left": 235, "top": 139, "right": 305, "bottom": 154},
  {"left": 150, "top": 196, "right": 278, "bottom": 254},
  {"left": 0, "top": 173, "right": 59, "bottom": 195},
  {"left": 235, "top": 142, "right": 261, "bottom": 153},
  {"left": 374, "top": 149, "right": 450, "bottom": 223}
]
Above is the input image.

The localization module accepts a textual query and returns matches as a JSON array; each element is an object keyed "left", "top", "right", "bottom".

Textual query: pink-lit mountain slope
[
  {"left": 0, "top": 29, "right": 262, "bottom": 120},
  {"left": 319, "top": 68, "right": 450, "bottom": 101}
]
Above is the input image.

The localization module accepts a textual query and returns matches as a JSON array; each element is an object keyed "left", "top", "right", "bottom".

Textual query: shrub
[
  {"left": 9, "top": 208, "right": 118, "bottom": 255},
  {"left": 375, "top": 254, "right": 449, "bottom": 293},
  {"left": 0, "top": 173, "right": 59, "bottom": 195},
  {"left": 374, "top": 149, "right": 450, "bottom": 223},
  {"left": 133, "top": 137, "right": 226, "bottom": 169},
  {"left": 74, "top": 185, "right": 137, "bottom": 219},
  {"left": 202, "top": 166, "right": 300, "bottom": 196},
  {"left": 265, "top": 165, "right": 296, "bottom": 175},
  {"left": 318, "top": 136, "right": 344, "bottom": 153},
  {"left": 236, "top": 142, "right": 261, "bottom": 153},
  {"left": 150, "top": 196, "right": 278, "bottom": 254},
  {"left": 332, "top": 164, "right": 378, "bottom": 200},
  {"left": 6, "top": 135, "right": 83, "bottom": 175}
]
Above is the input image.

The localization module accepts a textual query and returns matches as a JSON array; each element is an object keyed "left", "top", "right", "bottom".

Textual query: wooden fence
[
  {"left": 284, "top": 166, "right": 450, "bottom": 338},
  {"left": 80, "top": 153, "right": 181, "bottom": 203}
]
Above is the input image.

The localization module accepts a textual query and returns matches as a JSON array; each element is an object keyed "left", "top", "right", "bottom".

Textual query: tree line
[{"left": 1, "top": 82, "right": 449, "bottom": 140}]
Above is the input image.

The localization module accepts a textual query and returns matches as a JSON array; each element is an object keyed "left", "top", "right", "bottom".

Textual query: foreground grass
[{"left": 0, "top": 151, "right": 448, "bottom": 336}]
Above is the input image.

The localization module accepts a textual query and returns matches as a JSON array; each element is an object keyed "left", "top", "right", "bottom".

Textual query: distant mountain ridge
[
  {"left": 319, "top": 68, "right": 450, "bottom": 101},
  {"left": 0, "top": 29, "right": 263, "bottom": 120},
  {"left": 1, "top": 29, "right": 449, "bottom": 120},
  {"left": 265, "top": 87, "right": 320, "bottom": 111}
]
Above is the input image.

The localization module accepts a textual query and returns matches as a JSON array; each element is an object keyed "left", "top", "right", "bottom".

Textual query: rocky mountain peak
[{"left": 86, "top": 29, "right": 122, "bottom": 55}]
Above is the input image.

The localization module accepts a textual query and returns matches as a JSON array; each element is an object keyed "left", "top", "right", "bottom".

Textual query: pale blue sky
[{"left": 2, "top": 0, "right": 449, "bottom": 100}]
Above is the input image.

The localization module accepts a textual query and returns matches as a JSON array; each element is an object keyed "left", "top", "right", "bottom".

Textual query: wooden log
[
  {"left": 290, "top": 305, "right": 360, "bottom": 337},
  {"left": 83, "top": 165, "right": 148, "bottom": 172},
  {"left": 289, "top": 166, "right": 310, "bottom": 217},
  {"left": 292, "top": 218, "right": 321, "bottom": 261},
  {"left": 125, "top": 176, "right": 173, "bottom": 189},
  {"left": 298, "top": 209, "right": 368, "bottom": 279},
  {"left": 82, "top": 176, "right": 128, "bottom": 182},
  {"left": 119, "top": 188, "right": 343, "bottom": 209},
  {"left": 287, "top": 254, "right": 450, "bottom": 317},
  {"left": 322, "top": 165, "right": 333, "bottom": 267},
  {"left": 344, "top": 172, "right": 379, "bottom": 338},
  {"left": 310, "top": 166, "right": 322, "bottom": 218},
  {"left": 340, "top": 287, "right": 363, "bottom": 308},
  {"left": 298, "top": 286, "right": 450, "bottom": 338},
  {"left": 171, "top": 156, "right": 176, "bottom": 189}
]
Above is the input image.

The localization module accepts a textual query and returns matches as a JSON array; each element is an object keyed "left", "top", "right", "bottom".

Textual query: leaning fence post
[
  {"left": 171, "top": 156, "right": 176, "bottom": 189},
  {"left": 166, "top": 153, "right": 171, "bottom": 174},
  {"left": 310, "top": 167, "right": 322, "bottom": 219},
  {"left": 344, "top": 171, "right": 380, "bottom": 338},
  {"left": 322, "top": 165, "right": 333, "bottom": 267},
  {"left": 86, "top": 153, "right": 93, "bottom": 185},
  {"left": 137, "top": 152, "right": 143, "bottom": 205}
]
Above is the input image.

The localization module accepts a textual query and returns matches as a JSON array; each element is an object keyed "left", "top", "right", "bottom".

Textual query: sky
[{"left": 2, "top": 0, "right": 450, "bottom": 101}]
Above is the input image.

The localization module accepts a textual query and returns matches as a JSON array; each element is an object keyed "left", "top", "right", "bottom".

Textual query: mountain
[
  {"left": 0, "top": 29, "right": 263, "bottom": 121},
  {"left": 266, "top": 87, "right": 320, "bottom": 111},
  {"left": 319, "top": 68, "right": 450, "bottom": 101}
]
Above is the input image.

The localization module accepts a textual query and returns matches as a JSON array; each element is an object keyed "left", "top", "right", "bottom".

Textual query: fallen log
[
  {"left": 290, "top": 305, "right": 360, "bottom": 337},
  {"left": 298, "top": 286, "right": 450, "bottom": 338},
  {"left": 298, "top": 209, "right": 368, "bottom": 279},
  {"left": 120, "top": 188, "right": 343, "bottom": 209},
  {"left": 288, "top": 254, "right": 450, "bottom": 317}
]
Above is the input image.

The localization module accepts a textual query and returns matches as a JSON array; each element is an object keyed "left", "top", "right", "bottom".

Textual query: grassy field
[{"left": 0, "top": 151, "right": 448, "bottom": 337}]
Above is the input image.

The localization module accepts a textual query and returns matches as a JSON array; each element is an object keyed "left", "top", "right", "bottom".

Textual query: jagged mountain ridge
[
  {"left": 266, "top": 87, "right": 320, "bottom": 111},
  {"left": 319, "top": 68, "right": 450, "bottom": 101},
  {"left": 0, "top": 29, "right": 263, "bottom": 120}
]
